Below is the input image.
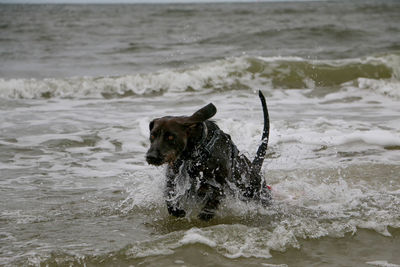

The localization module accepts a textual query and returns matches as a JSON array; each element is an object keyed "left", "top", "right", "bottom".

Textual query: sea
[{"left": 0, "top": 1, "right": 400, "bottom": 266}]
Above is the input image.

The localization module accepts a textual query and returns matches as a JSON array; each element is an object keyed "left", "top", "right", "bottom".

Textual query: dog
[{"left": 146, "top": 90, "right": 271, "bottom": 221}]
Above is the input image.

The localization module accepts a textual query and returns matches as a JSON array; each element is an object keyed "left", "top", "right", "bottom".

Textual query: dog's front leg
[
  {"left": 197, "top": 183, "right": 223, "bottom": 221},
  {"left": 165, "top": 173, "right": 186, "bottom": 218}
]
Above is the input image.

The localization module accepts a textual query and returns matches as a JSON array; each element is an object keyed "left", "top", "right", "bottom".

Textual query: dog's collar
[{"left": 191, "top": 122, "right": 221, "bottom": 160}]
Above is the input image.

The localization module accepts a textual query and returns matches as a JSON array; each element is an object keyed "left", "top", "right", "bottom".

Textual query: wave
[
  {"left": 13, "top": 189, "right": 400, "bottom": 266},
  {"left": 0, "top": 53, "right": 399, "bottom": 99}
]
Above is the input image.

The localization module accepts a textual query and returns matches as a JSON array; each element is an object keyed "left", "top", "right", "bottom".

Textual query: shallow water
[{"left": 1, "top": 1, "right": 400, "bottom": 266}]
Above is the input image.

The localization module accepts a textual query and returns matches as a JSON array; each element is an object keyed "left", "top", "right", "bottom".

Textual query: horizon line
[{"left": 0, "top": 0, "right": 331, "bottom": 4}]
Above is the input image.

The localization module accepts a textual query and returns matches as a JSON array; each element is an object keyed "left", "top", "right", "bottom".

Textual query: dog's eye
[
  {"left": 165, "top": 133, "right": 174, "bottom": 142},
  {"left": 150, "top": 134, "right": 155, "bottom": 141}
]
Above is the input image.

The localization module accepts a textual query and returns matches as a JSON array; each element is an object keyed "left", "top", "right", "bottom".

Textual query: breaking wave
[{"left": 0, "top": 53, "right": 399, "bottom": 99}]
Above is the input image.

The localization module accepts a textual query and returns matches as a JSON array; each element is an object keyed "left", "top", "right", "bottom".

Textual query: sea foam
[{"left": 0, "top": 54, "right": 398, "bottom": 100}]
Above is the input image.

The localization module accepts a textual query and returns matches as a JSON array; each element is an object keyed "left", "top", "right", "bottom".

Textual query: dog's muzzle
[{"left": 146, "top": 150, "right": 164, "bottom": 166}]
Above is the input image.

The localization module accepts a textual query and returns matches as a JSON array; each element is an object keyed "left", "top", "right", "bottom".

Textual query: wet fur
[{"left": 146, "top": 91, "right": 271, "bottom": 221}]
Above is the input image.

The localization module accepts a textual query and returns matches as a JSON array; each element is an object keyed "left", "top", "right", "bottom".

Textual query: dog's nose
[
  {"left": 146, "top": 151, "right": 163, "bottom": 165},
  {"left": 146, "top": 153, "right": 157, "bottom": 162}
]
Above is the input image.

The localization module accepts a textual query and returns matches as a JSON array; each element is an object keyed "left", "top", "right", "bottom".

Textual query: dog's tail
[{"left": 251, "top": 90, "right": 270, "bottom": 175}]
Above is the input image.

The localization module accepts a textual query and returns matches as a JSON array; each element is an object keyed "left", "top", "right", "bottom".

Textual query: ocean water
[{"left": 0, "top": 1, "right": 400, "bottom": 266}]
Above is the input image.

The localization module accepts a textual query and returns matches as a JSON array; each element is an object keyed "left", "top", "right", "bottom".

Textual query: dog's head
[{"left": 146, "top": 103, "right": 217, "bottom": 166}]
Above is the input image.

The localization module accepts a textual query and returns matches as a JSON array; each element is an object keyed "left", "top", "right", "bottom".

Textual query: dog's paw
[
  {"left": 198, "top": 210, "right": 215, "bottom": 221},
  {"left": 167, "top": 206, "right": 186, "bottom": 218}
]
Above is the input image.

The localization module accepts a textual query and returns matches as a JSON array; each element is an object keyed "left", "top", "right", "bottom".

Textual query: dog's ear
[
  {"left": 185, "top": 103, "right": 216, "bottom": 125},
  {"left": 149, "top": 119, "right": 158, "bottom": 131}
]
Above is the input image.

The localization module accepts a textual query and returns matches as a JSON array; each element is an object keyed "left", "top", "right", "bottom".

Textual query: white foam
[
  {"left": 180, "top": 228, "right": 217, "bottom": 247},
  {"left": 357, "top": 78, "right": 400, "bottom": 99},
  {"left": 193, "top": 225, "right": 274, "bottom": 259},
  {"left": 124, "top": 225, "right": 276, "bottom": 259},
  {"left": 1, "top": 54, "right": 399, "bottom": 103},
  {"left": 281, "top": 128, "right": 400, "bottom": 147},
  {"left": 259, "top": 54, "right": 396, "bottom": 70},
  {"left": 118, "top": 169, "right": 165, "bottom": 213},
  {"left": 0, "top": 57, "right": 252, "bottom": 99},
  {"left": 266, "top": 225, "right": 299, "bottom": 252},
  {"left": 366, "top": 261, "right": 400, "bottom": 267},
  {"left": 258, "top": 56, "right": 306, "bottom": 62}
]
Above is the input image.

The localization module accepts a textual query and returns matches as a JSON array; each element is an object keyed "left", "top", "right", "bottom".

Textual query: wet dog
[{"left": 146, "top": 91, "right": 271, "bottom": 221}]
